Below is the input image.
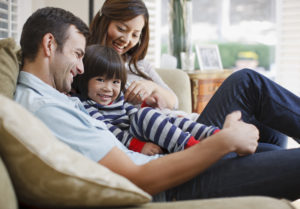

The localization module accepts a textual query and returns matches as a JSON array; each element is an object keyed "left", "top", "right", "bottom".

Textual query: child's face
[{"left": 88, "top": 76, "right": 121, "bottom": 105}]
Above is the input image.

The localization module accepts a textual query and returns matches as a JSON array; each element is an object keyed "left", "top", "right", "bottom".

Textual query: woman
[
  {"left": 88, "top": 0, "right": 294, "bottom": 147},
  {"left": 88, "top": 0, "right": 177, "bottom": 110}
]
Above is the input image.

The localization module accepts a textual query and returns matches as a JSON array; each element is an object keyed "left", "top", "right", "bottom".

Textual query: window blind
[
  {"left": 143, "top": 0, "right": 161, "bottom": 67},
  {"left": 276, "top": 0, "right": 300, "bottom": 95},
  {"left": 0, "top": 0, "right": 18, "bottom": 40}
]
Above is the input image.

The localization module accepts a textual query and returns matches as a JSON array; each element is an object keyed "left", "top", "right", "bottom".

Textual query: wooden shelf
[{"left": 186, "top": 70, "right": 233, "bottom": 113}]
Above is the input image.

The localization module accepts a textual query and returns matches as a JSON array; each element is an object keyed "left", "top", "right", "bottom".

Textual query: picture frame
[{"left": 196, "top": 44, "right": 223, "bottom": 71}]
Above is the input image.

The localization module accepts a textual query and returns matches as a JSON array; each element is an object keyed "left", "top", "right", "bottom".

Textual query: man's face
[{"left": 50, "top": 25, "right": 86, "bottom": 93}]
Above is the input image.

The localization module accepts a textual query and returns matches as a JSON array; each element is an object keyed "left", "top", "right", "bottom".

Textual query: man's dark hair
[{"left": 20, "top": 7, "right": 89, "bottom": 64}]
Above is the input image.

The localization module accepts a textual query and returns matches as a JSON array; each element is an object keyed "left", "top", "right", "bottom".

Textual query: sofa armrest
[{"left": 156, "top": 68, "right": 192, "bottom": 113}]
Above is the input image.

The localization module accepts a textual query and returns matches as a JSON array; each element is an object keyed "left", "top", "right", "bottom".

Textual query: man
[{"left": 14, "top": 7, "right": 300, "bottom": 201}]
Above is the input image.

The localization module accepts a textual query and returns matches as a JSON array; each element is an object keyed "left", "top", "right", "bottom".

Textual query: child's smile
[{"left": 88, "top": 76, "right": 121, "bottom": 105}]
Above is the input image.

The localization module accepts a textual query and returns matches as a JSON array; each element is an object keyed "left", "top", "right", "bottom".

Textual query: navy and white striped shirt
[{"left": 82, "top": 94, "right": 219, "bottom": 153}]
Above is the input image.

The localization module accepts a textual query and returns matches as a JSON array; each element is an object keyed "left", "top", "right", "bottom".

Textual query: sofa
[{"left": 0, "top": 38, "right": 298, "bottom": 209}]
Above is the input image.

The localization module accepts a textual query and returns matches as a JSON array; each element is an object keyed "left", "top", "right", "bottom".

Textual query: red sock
[{"left": 185, "top": 136, "right": 199, "bottom": 149}]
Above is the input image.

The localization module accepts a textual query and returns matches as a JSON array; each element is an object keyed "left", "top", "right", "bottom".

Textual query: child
[{"left": 72, "top": 45, "right": 220, "bottom": 155}]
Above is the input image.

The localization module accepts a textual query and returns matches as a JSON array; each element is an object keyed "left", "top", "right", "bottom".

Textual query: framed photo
[{"left": 196, "top": 44, "right": 223, "bottom": 71}]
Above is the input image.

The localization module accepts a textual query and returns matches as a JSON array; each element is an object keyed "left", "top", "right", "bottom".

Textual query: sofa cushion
[
  {"left": 0, "top": 156, "right": 17, "bottom": 209},
  {"left": 156, "top": 69, "right": 192, "bottom": 113},
  {"left": 0, "top": 95, "right": 151, "bottom": 208},
  {"left": 0, "top": 38, "right": 19, "bottom": 99}
]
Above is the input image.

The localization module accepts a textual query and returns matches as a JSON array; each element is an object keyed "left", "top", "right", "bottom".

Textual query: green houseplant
[{"left": 169, "top": 0, "right": 193, "bottom": 69}]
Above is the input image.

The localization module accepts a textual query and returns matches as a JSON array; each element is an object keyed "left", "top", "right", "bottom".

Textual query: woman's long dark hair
[
  {"left": 88, "top": 0, "right": 151, "bottom": 80},
  {"left": 72, "top": 45, "right": 127, "bottom": 100}
]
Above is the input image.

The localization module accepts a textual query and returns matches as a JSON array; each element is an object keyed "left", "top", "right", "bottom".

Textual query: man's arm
[{"left": 99, "top": 111, "right": 259, "bottom": 195}]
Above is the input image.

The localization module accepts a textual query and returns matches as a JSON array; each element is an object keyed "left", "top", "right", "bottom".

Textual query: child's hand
[
  {"left": 141, "top": 142, "right": 163, "bottom": 156},
  {"left": 144, "top": 91, "right": 168, "bottom": 109}
]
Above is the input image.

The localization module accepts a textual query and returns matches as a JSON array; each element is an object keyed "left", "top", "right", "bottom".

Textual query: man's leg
[
  {"left": 166, "top": 148, "right": 300, "bottom": 201},
  {"left": 196, "top": 69, "right": 300, "bottom": 147}
]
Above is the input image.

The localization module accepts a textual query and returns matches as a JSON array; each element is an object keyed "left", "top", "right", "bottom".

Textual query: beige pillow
[
  {"left": 0, "top": 38, "right": 19, "bottom": 99},
  {"left": 0, "top": 95, "right": 151, "bottom": 208},
  {"left": 0, "top": 156, "right": 17, "bottom": 209}
]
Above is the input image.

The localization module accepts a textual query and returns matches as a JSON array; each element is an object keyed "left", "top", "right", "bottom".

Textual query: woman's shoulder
[
  {"left": 136, "top": 58, "right": 153, "bottom": 70},
  {"left": 126, "top": 56, "right": 153, "bottom": 73}
]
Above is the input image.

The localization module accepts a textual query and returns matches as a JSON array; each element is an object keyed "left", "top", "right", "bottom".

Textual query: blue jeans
[
  {"left": 196, "top": 69, "right": 300, "bottom": 147},
  {"left": 163, "top": 69, "right": 300, "bottom": 201},
  {"left": 165, "top": 148, "right": 300, "bottom": 201}
]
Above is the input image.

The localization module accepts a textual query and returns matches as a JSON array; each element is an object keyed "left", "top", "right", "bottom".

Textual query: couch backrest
[
  {"left": 156, "top": 68, "right": 192, "bottom": 113},
  {"left": 0, "top": 38, "right": 19, "bottom": 99},
  {"left": 0, "top": 37, "right": 19, "bottom": 209}
]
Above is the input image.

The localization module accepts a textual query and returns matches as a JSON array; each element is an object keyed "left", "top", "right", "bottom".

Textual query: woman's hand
[
  {"left": 144, "top": 91, "right": 168, "bottom": 109},
  {"left": 124, "top": 80, "right": 177, "bottom": 109},
  {"left": 141, "top": 142, "right": 164, "bottom": 156},
  {"left": 124, "top": 80, "right": 157, "bottom": 105}
]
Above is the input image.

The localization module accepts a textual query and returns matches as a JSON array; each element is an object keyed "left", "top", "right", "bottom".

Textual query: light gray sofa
[
  {"left": 0, "top": 38, "right": 298, "bottom": 209},
  {"left": 156, "top": 68, "right": 192, "bottom": 113}
]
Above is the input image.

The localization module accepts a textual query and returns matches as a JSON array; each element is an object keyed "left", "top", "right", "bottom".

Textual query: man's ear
[{"left": 41, "top": 33, "right": 57, "bottom": 57}]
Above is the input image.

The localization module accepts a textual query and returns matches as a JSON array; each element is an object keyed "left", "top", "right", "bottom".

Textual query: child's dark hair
[{"left": 72, "top": 45, "right": 127, "bottom": 100}]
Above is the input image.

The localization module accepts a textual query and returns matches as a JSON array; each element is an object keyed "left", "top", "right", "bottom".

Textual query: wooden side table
[{"left": 186, "top": 70, "right": 233, "bottom": 113}]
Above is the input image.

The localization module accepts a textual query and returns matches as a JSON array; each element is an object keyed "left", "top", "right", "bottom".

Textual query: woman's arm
[
  {"left": 124, "top": 59, "right": 178, "bottom": 109},
  {"left": 99, "top": 111, "right": 259, "bottom": 195},
  {"left": 124, "top": 80, "right": 177, "bottom": 109}
]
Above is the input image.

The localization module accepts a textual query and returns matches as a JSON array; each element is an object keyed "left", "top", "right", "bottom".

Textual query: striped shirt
[{"left": 82, "top": 94, "right": 219, "bottom": 153}]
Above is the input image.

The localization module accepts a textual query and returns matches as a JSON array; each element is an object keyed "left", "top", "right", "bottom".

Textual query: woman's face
[{"left": 106, "top": 15, "right": 145, "bottom": 55}]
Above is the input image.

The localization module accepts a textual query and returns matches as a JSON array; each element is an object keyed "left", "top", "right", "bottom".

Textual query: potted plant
[{"left": 169, "top": 0, "right": 193, "bottom": 69}]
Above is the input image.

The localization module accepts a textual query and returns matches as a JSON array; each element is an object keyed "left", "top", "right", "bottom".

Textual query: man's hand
[
  {"left": 141, "top": 142, "right": 164, "bottom": 156},
  {"left": 222, "top": 111, "right": 259, "bottom": 156}
]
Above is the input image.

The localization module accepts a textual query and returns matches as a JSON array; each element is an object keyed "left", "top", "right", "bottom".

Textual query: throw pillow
[
  {"left": 0, "top": 95, "right": 151, "bottom": 208},
  {"left": 0, "top": 38, "right": 19, "bottom": 99},
  {"left": 0, "top": 156, "right": 17, "bottom": 209}
]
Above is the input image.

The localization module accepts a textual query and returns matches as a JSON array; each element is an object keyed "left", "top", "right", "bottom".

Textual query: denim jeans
[
  {"left": 196, "top": 69, "right": 300, "bottom": 147},
  {"left": 163, "top": 69, "right": 300, "bottom": 201},
  {"left": 165, "top": 148, "right": 300, "bottom": 201}
]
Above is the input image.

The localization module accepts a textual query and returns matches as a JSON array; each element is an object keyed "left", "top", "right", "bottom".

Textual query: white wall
[{"left": 19, "top": 0, "right": 105, "bottom": 30}]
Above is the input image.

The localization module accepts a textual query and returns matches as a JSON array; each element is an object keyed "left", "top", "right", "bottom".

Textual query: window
[
  {"left": 0, "top": 0, "right": 18, "bottom": 40},
  {"left": 161, "top": 0, "right": 277, "bottom": 73},
  {"left": 143, "top": 0, "right": 161, "bottom": 67},
  {"left": 276, "top": 0, "right": 300, "bottom": 96}
]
